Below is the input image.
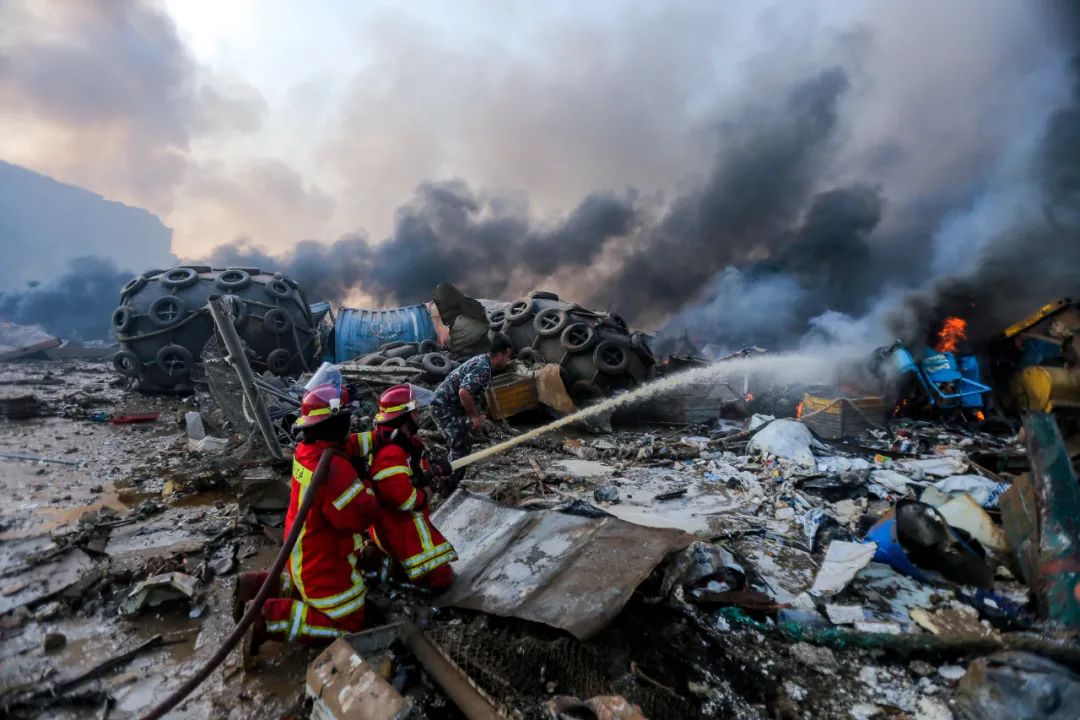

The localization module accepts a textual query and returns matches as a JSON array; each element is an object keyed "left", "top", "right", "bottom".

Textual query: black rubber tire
[
  {"left": 609, "top": 313, "right": 629, "bottom": 333},
  {"left": 381, "top": 357, "right": 406, "bottom": 367},
  {"left": 528, "top": 290, "right": 560, "bottom": 301},
  {"left": 508, "top": 298, "right": 535, "bottom": 326},
  {"left": 379, "top": 340, "right": 411, "bottom": 351},
  {"left": 266, "top": 348, "right": 292, "bottom": 375},
  {"left": 149, "top": 295, "right": 186, "bottom": 327},
  {"left": 156, "top": 344, "right": 194, "bottom": 376},
  {"left": 570, "top": 380, "right": 604, "bottom": 401},
  {"left": 406, "top": 355, "right": 426, "bottom": 368},
  {"left": 161, "top": 267, "right": 200, "bottom": 290},
  {"left": 534, "top": 308, "right": 569, "bottom": 337},
  {"left": 112, "top": 306, "right": 135, "bottom": 334},
  {"left": 216, "top": 269, "right": 251, "bottom": 290},
  {"left": 263, "top": 308, "right": 293, "bottom": 334},
  {"left": 112, "top": 351, "right": 143, "bottom": 378},
  {"left": 488, "top": 309, "right": 507, "bottom": 329},
  {"left": 142, "top": 269, "right": 166, "bottom": 279},
  {"left": 418, "top": 339, "right": 439, "bottom": 354},
  {"left": 384, "top": 343, "right": 418, "bottom": 360},
  {"left": 421, "top": 353, "right": 452, "bottom": 376},
  {"left": 181, "top": 265, "right": 212, "bottom": 273},
  {"left": 358, "top": 353, "right": 386, "bottom": 366},
  {"left": 517, "top": 348, "right": 545, "bottom": 364},
  {"left": 594, "top": 340, "right": 631, "bottom": 375},
  {"left": 264, "top": 279, "right": 293, "bottom": 300},
  {"left": 120, "top": 276, "right": 146, "bottom": 298},
  {"left": 560, "top": 323, "right": 597, "bottom": 353}
]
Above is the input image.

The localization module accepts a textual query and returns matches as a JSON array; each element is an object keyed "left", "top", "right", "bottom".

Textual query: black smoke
[
  {"left": 0, "top": 256, "right": 134, "bottom": 339},
  {"left": 891, "top": 15, "right": 1080, "bottom": 344},
  {"left": 199, "top": 180, "right": 636, "bottom": 306},
  {"left": 594, "top": 68, "right": 852, "bottom": 323}
]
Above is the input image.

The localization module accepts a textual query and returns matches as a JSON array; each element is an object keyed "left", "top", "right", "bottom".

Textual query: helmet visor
[{"left": 407, "top": 383, "right": 435, "bottom": 409}]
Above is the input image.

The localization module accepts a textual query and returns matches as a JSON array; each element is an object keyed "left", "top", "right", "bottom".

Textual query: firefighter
[
  {"left": 430, "top": 333, "right": 514, "bottom": 489},
  {"left": 233, "top": 365, "right": 379, "bottom": 664},
  {"left": 367, "top": 384, "right": 458, "bottom": 589}
]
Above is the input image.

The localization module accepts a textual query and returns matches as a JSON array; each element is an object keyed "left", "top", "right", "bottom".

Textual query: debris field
[{"left": 4, "top": 288, "right": 1080, "bottom": 720}]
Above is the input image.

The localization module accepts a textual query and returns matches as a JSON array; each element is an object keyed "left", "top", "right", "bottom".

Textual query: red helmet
[
  {"left": 295, "top": 364, "right": 350, "bottom": 429},
  {"left": 294, "top": 383, "right": 351, "bottom": 428},
  {"left": 375, "top": 384, "right": 417, "bottom": 425}
]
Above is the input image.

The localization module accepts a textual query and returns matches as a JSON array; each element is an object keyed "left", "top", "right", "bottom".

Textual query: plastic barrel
[
  {"left": 332, "top": 305, "right": 437, "bottom": 362},
  {"left": 893, "top": 347, "right": 918, "bottom": 374},
  {"left": 959, "top": 355, "right": 986, "bottom": 407}
]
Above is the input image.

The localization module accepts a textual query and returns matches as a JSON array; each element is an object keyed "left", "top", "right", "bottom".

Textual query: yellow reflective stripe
[
  {"left": 292, "top": 459, "right": 313, "bottom": 486},
  {"left": 403, "top": 540, "right": 455, "bottom": 569},
  {"left": 397, "top": 488, "right": 418, "bottom": 511},
  {"left": 289, "top": 472, "right": 320, "bottom": 602},
  {"left": 381, "top": 402, "right": 411, "bottom": 413},
  {"left": 332, "top": 480, "right": 370, "bottom": 511},
  {"left": 412, "top": 511, "right": 434, "bottom": 551},
  {"left": 353, "top": 533, "right": 365, "bottom": 551},
  {"left": 360, "top": 432, "right": 371, "bottom": 456},
  {"left": 372, "top": 465, "right": 411, "bottom": 481},
  {"left": 302, "top": 624, "right": 345, "bottom": 638},
  {"left": 306, "top": 407, "right": 332, "bottom": 417},
  {"left": 405, "top": 546, "right": 457, "bottom": 579},
  {"left": 304, "top": 579, "right": 366, "bottom": 609},
  {"left": 288, "top": 603, "right": 305, "bottom": 641},
  {"left": 267, "top": 620, "right": 290, "bottom": 633},
  {"left": 323, "top": 592, "right": 366, "bottom": 619},
  {"left": 279, "top": 570, "right": 292, "bottom": 596},
  {"left": 290, "top": 525, "right": 308, "bottom": 600}
]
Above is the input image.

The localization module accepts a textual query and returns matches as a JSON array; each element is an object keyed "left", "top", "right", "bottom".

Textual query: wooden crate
[
  {"left": 800, "top": 390, "right": 886, "bottom": 439},
  {"left": 486, "top": 374, "right": 541, "bottom": 420}
]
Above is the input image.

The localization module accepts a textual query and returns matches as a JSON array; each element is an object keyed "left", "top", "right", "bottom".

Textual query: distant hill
[{"left": 0, "top": 161, "right": 175, "bottom": 289}]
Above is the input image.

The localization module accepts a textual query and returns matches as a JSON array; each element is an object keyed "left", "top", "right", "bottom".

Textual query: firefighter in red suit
[
  {"left": 233, "top": 365, "right": 379, "bottom": 665},
  {"left": 367, "top": 384, "right": 457, "bottom": 589}
]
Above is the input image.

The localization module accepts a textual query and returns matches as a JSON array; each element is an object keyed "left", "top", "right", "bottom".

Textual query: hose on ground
[{"left": 139, "top": 448, "right": 336, "bottom": 720}]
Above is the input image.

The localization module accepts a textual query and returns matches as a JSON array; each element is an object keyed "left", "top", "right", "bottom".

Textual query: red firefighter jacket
[
  {"left": 366, "top": 429, "right": 457, "bottom": 580},
  {"left": 284, "top": 439, "right": 380, "bottom": 619}
]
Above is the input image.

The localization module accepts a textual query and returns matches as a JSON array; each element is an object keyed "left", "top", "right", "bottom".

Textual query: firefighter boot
[
  {"left": 242, "top": 601, "right": 268, "bottom": 671},
  {"left": 232, "top": 571, "right": 267, "bottom": 622}
]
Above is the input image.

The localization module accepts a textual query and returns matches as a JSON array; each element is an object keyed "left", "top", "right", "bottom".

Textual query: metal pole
[{"left": 207, "top": 298, "right": 285, "bottom": 460}]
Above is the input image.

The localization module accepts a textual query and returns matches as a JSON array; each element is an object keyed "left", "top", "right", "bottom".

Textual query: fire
[
  {"left": 974, "top": 410, "right": 985, "bottom": 422},
  {"left": 935, "top": 316, "right": 967, "bottom": 353},
  {"left": 745, "top": 393, "right": 754, "bottom": 402},
  {"left": 796, "top": 402, "right": 804, "bottom": 418}
]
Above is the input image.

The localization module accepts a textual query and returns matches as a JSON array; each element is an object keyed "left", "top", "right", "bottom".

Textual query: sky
[
  {"left": 1, "top": 0, "right": 1077, "bottom": 346},
  {"left": 0, "top": 0, "right": 863, "bottom": 257}
]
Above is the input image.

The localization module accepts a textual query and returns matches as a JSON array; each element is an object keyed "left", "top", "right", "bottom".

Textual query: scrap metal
[{"left": 432, "top": 491, "right": 690, "bottom": 639}]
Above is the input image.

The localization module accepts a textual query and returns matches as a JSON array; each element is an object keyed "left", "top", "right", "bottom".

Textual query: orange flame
[
  {"left": 974, "top": 410, "right": 985, "bottom": 422},
  {"left": 936, "top": 316, "right": 967, "bottom": 353},
  {"left": 796, "top": 402, "right": 804, "bottom": 418},
  {"left": 745, "top": 393, "right": 754, "bottom": 402}
]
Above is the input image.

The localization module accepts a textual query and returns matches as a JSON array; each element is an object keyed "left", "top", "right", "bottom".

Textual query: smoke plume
[
  {"left": 7, "top": 2, "right": 1080, "bottom": 351},
  {"left": 199, "top": 180, "right": 636, "bottom": 307},
  {"left": 0, "top": 257, "right": 134, "bottom": 339}
]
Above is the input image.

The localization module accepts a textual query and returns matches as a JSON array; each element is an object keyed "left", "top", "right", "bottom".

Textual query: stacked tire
[
  {"left": 353, "top": 339, "right": 458, "bottom": 385},
  {"left": 111, "top": 266, "right": 319, "bottom": 391},
  {"left": 488, "top": 291, "right": 656, "bottom": 404}
]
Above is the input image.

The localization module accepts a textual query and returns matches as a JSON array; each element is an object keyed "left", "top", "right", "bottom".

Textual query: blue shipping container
[{"left": 330, "top": 304, "right": 437, "bottom": 362}]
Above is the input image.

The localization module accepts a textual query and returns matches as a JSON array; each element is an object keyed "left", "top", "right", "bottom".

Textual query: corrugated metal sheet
[
  {"left": 433, "top": 491, "right": 690, "bottom": 639},
  {"left": 333, "top": 304, "right": 437, "bottom": 361}
]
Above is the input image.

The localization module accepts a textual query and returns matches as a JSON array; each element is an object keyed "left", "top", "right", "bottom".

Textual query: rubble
[{"left": 9, "top": 289, "right": 1080, "bottom": 720}]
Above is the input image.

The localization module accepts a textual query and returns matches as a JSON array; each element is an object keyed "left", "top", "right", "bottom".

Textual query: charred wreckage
[{"left": 3, "top": 266, "right": 1080, "bottom": 719}]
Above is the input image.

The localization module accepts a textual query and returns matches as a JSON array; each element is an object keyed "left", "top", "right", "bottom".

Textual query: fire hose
[{"left": 138, "top": 449, "right": 336, "bottom": 720}]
